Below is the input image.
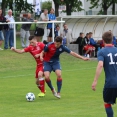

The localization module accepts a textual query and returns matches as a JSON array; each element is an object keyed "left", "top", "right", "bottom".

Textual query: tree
[
  {"left": 87, "top": 0, "right": 117, "bottom": 15},
  {"left": 41, "top": 1, "right": 52, "bottom": 12},
  {"left": 1, "top": 0, "right": 34, "bottom": 16},
  {"left": 53, "top": 0, "right": 83, "bottom": 16}
]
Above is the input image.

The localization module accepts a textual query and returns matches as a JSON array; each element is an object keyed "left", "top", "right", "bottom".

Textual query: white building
[{"left": 52, "top": 0, "right": 117, "bottom": 16}]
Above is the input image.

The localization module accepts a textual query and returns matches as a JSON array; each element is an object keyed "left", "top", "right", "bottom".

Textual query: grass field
[{"left": 0, "top": 38, "right": 117, "bottom": 117}]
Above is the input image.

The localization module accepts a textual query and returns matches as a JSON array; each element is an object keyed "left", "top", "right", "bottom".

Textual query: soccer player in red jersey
[
  {"left": 40, "top": 36, "right": 89, "bottom": 99},
  {"left": 11, "top": 36, "right": 45, "bottom": 97}
]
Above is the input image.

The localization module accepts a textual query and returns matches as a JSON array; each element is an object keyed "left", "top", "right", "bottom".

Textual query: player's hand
[
  {"left": 11, "top": 47, "right": 15, "bottom": 51},
  {"left": 34, "top": 20, "right": 37, "bottom": 22},
  {"left": 83, "top": 57, "right": 90, "bottom": 61},
  {"left": 40, "top": 56, "right": 43, "bottom": 61},
  {"left": 35, "top": 54, "right": 40, "bottom": 58},
  {"left": 92, "top": 80, "right": 97, "bottom": 91}
]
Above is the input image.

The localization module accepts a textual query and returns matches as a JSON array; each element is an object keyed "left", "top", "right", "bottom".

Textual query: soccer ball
[{"left": 26, "top": 92, "right": 35, "bottom": 102}]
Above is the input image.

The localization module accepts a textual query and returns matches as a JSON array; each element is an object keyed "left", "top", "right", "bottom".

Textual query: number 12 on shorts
[{"left": 108, "top": 53, "right": 117, "bottom": 65}]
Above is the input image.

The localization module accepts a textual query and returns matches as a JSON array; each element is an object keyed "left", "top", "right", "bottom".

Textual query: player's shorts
[
  {"left": 0, "top": 31, "right": 4, "bottom": 40},
  {"left": 34, "top": 27, "right": 44, "bottom": 36},
  {"left": 103, "top": 88, "right": 117, "bottom": 104},
  {"left": 35, "top": 65, "right": 43, "bottom": 78},
  {"left": 43, "top": 61, "right": 61, "bottom": 72},
  {"left": 83, "top": 45, "right": 94, "bottom": 51},
  {"left": 47, "top": 28, "right": 52, "bottom": 37}
]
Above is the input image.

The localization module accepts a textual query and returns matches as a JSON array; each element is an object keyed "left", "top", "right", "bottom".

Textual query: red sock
[{"left": 39, "top": 78, "right": 45, "bottom": 93}]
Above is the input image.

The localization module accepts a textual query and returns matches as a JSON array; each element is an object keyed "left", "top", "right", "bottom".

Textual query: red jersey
[{"left": 24, "top": 42, "right": 45, "bottom": 65}]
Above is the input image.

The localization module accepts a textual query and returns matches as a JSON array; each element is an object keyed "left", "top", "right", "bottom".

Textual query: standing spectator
[
  {"left": 54, "top": 24, "right": 60, "bottom": 38},
  {"left": 74, "top": 32, "right": 84, "bottom": 55},
  {"left": 34, "top": 9, "right": 49, "bottom": 42},
  {"left": 89, "top": 32, "right": 100, "bottom": 57},
  {"left": 21, "top": 13, "right": 37, "bottom": 48},
  {"left": 0, "top": 9, "right": 7, "bottom": 50},
  {"left": 4, "top": 9, "right": 15, "bottom": 49},
  {"left": 60, "top": 23, "right": 73, "bottom": 46},
  {"left": 47, "top": 8, "right": 56, "bottom": 42}
]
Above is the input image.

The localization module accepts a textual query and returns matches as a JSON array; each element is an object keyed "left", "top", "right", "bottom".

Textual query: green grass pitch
[{"left": 0, "top": 38, "right": 117, "bottom": 117}]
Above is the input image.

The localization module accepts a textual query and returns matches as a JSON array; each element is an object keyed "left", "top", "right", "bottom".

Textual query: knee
[{"left": 57, "top": 74, "right": 61, "bottom": 79}]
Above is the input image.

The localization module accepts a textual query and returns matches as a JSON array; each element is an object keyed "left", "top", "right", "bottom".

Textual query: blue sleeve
[
  {"left": 97, "top": 50, "right": 104, "bottom": 62},
  {"left": 63, "top": 46, "right": 71, "bottom": 53},
  {"left": 44, "top": 44, "right": 49, "bottom": 52},
  {"left": 53, "top": 15, "right": 56, "bottom": 20}
]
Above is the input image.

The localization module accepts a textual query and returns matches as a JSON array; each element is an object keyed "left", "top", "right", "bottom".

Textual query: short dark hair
[
  {"left": 80, "top": 32, "right": 83, "bottom": 35},
  {"left": 29, "top": 35, "right": 35, "bottom": 40},
  {"left": 89, "top": 32, "right": 93, "bottom": 34},
  {"left": 55, "top": 36, "right": 62, "bottom": 43},
  {"left": 102, "top": 31, "right": 113, "bottom": 44},
  {"left": 63, "top": 23, "right": 67, "bottom": 26},
  {"left": 56, "top": 24, "right": 59, "bottom": 28}
]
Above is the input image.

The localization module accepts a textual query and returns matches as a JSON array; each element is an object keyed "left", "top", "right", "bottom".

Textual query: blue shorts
[
  {"left": 44, "top": 61, "right": 61, "bottom": 72},
  {"left": 0, "top": 31, "right": 4, "bottom": 41},
  {"left": 103, "top": 88, "right": 117, "bottom": 104}
]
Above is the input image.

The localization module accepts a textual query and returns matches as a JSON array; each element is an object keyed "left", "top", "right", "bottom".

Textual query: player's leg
[
  {"left": 55, "top": 69, "right": 62, "bottom": 99},
  {"left": 37, "top": 71, "right": 45, "bottom": 97},
  {"left": 103, "top": 88, "right": 115, "bottom": 117},
  {"left": 104, "top": 102, "right": 113, "bottom": 117},
  {"left": 53, "top": 61, "right": 62, "bottom": 98},
  {"left": 44, "top": 62, "right": 57, "bottom": 96}
]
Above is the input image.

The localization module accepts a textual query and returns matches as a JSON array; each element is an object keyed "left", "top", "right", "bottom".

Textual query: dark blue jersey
[
  {"left": 44, "top": 42, "right": 71, "bottom": 62},
  {"left": 98, "top": 45, "right": 117, "bottom": 88}
]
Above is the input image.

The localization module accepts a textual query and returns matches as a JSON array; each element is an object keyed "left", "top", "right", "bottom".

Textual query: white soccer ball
[{"left": 26, "top": 92, "right": 35, "bottom": 102}]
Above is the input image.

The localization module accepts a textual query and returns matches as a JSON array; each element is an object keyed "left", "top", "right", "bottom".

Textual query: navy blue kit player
[
  {"left": 40, "top": 36, "right": 89, "bottom": 99},
  {"left": 92, "top": 31, "right": 117, "bottom": 117}
]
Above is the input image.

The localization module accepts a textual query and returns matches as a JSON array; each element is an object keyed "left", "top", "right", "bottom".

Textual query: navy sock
[
  {"left": 45, "top": 79, "right": 53, "bottom": 90},
  {"left": 104, "top": 104, "right": 113, "bottom": 117},
  {"left": 57, "top": 78, "right": 62, "bottom": 93}
]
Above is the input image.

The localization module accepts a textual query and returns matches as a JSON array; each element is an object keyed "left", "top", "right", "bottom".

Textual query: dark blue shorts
[
  {"left": 44, "top": 61, "right": 61, "bottom": 72},
  {"left": 103, "top": 88, "right": 117, "bottom": 104}
]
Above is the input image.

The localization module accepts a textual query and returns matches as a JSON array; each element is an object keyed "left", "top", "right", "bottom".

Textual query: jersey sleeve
[
  {"left": 24, "top": 46, "right": 31, "bottom": 52},
  {"left": 97, "top": 50, "right": 104, "bottom": 62},
  {"left": 63, "top": 46, "right": 71, "bottom": 53}
]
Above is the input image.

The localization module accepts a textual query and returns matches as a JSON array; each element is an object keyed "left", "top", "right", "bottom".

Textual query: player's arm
[
  {"left": 70, "top": 51, "right": 89, "bottom": 61},
  {"left": 40, "top": 51, "right": 45, "bottom": 61},
  {"left": 11, "top": 47, "right": 25, "bottom": 54},
  {"left": 92, "top": 61, "right": 103, "bottom": 91}
]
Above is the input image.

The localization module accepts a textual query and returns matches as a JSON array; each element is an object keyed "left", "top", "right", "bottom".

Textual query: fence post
[{"left": 14, "top": 23, "right": 16, "bottom": 48}]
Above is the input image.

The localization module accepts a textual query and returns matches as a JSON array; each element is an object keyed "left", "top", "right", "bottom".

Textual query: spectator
[
  {"left": 47, "top": 8, "right": 56, "bottom": 42},
  {"left": 109, "top": 30, "right": 117, "bottom": 47},
  {"left": 89, "top": 32, "right": 100, "bottom": 57},
  {"left": 54, "top": 24, "right": 60, "bottom": 38},
  {"left": 34, "top": 9, "right": 49, "bottom": 42},
  {"left": 4, "top": 9, "right": 15, "bottom": 49},
  {"left": 83, "top": 33, "right": 95, "bottom": 57},
  {"left": 60, "top": 23, "right": 73, "bottom": 46},
  {"left": 74, "top": 32, "right": 84, "bottom": 55},
  {"left": 0, "top": 9, "right": 7, "bottom": 50},
  {"left": 21, "top": 13, "right": 37, "bottom": 48}
]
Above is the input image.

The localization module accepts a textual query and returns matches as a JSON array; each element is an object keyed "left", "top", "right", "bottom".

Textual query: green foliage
[
  {"left": 87, "top": 0, "right": 117, "bottom": 15},
  {"left": 41, "top": 1, "right": 52, "bottom": 12},
  {"left": 53, "top": 0, "right": 83, "bottom": 15},
  {"left": 1, "top": 0, "right": 34, "bottom": 15}
]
